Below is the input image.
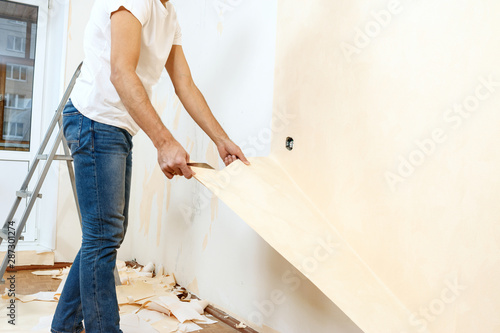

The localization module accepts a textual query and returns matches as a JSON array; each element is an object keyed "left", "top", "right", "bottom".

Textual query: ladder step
[
  {"left": 37, "top": 154, "right": 73, "bottom": 161},
  {"left": 16, "top": 190, "right": 42, "bottom": 199},
  {"left": 0, "top": 228, "right": 24, "bottom": 241}
]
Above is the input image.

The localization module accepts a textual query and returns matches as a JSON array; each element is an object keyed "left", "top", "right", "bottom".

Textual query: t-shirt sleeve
[
  {"left": 107, "top": 0, "right": 151, "bottom": 26},
  {"left": 173, "top": 21, "right": 182, "bottom": 45}
]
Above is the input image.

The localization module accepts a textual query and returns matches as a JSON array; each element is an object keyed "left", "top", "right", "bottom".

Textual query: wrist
[
  {"left": 152, "top": 129, "right": 175, "bottom": 149},
  {"left": 213, "top": 134, "right": 230, "bottom": 147}
]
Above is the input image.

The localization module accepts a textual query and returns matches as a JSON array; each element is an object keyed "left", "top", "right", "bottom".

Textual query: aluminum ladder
[{"left": 0, "top": 62, "right": 121, "bottom": 285}]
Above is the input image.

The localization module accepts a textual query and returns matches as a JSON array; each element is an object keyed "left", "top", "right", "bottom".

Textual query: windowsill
[
  {"left": 4, "top": 107, "right": 29, "bottom": 110},
  {"left": 6, "top": 78, "right": 28, "bottom": 82},
  {"left": 0, "top": 241, "right": 51, "bottom": 253},
  {"left": 2, "top": 136, "right": 25, "bottom": 141}
]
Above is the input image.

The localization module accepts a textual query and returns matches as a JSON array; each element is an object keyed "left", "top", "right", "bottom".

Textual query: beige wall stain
[
  {"left": 217, "top": 22, "right": 224, "bottom": 35},
  {"left": 153, "top": 90, "right": 169, "bottom": 118},
  {"left": 205, "top": 142, "right": 219, "bottom": 172},
  {"left": 156, "top": 180, "right": 172, "bottom": 247},
  {"left": 186, "top": 136, "right": 195, "bottom": 156},
  {"left": 206, "top": 143, "right": 219, "bottom": 222},
  {"left": 210, "top": 196, "right": 218, "bottom": 224},
  {"left": 139, "top": 164, "right": 168, "bottom": 241},
  {"left": 187, "top": 277, "right": 200, "bottom": 295},
  {"left": 202, "top": 234, "right": 208, "bottom": 251},
  {"left": 173, "top": 95, "right": 183, "bottom": 130},
  {"left": 165, "top": 180, "right": 172, "bottom": 212}
]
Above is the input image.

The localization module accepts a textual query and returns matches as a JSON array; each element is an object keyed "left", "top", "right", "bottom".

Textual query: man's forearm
[
  {"left": 111, "top": 70, "right": 174, "bottom": 148},
  {"left": 176, "top": 83, "right": 229, "bottom": 146},
  {"left": 109, "top": 9, "right": 194, "bottom": 179}
]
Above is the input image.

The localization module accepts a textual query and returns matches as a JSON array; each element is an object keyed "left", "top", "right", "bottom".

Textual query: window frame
[
  {"left": 0, "top": 0, "right": 43, "bottom": 154},
  {"left": 3, "top": 121, "right": 24, "bottom": 140},
  {"left": 0, "top": 0, "right": 50, "bottom": 245},
  {"left": 6, "top": 35, "right": 27, "bottom": 52},
  {"left": 6, "top": 63, "right": 28, "bottom": 81},
  {"left": 5, "top": 93, "right": 27, "bottom": 109}
]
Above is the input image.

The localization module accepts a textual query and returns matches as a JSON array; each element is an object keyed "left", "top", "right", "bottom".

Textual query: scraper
[{"left": 187, "top": 162, "right": 215, "bottom": 170}]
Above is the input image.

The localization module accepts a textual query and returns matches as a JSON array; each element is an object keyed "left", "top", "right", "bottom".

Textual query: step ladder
[{"left": 0, "top": 63, "right": 121, "bottom": 285}]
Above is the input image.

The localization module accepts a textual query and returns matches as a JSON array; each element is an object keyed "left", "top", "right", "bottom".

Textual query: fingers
[
  {"left": 223, "top": 155, "right": 235, "bottom": 166},
  {"left": 235, "top": 149, "right": 251, "bottom": 165},
  {"left": 162, "top": 169, "right": 175, "bottom": 179},
  {"left": 223, "top": 148, "right": 250, "bottom": 166},
  {"left": 186, "top": 153, "right": 195, "bottom": 176},
  {"left": 223, "top": 153, "right": 250, "bottom": 166},
  {"left": 163, "top": 165, "right": 193, "bottom": 179},
  {"left": 166, "top": 158, "right": 193, "bottom": 179},
  {"left": 179, "top": 163, "right": 194, "bottom": 179},
  {"left": 173, "top": 152, "right": 194, "bottom": 179},
  {"left": 159, "top": 155, "right": 194, "bottom": 180}
]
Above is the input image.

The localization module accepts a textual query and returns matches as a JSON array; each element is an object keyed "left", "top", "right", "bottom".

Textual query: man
[{"left": 51, "top": 0, "right": 249, "bottom": 332}]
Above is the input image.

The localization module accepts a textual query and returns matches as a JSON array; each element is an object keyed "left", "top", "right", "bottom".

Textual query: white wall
[
  {"left": 55, "top": 1, "right": 361, "bottom": 332},
  {"left": 55, "top": 0, "right": 95, "bottom": 262}
]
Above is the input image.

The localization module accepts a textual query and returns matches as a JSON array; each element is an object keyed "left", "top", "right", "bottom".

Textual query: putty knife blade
[{"left": 187, "top": 162, "right": 215, "bottom": 170}]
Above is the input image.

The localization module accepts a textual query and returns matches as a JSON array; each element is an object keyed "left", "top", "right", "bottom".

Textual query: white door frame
[{"left": 0, "top": 0, "right": 69, "bottom": 251}]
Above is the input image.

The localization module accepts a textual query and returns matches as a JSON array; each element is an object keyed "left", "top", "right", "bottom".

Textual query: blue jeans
[{"left": 51, "top": 100, "right": 132, "bottom": 333}]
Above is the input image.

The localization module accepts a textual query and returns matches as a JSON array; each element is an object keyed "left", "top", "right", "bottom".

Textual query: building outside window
[
  {"left": 7, "top": 35, "right": 26, "bottom": 52},
  {"left": 0, "top": 1, "right": 37, "bottom": 151},
  {"left": 5, "top": 93, "right": 26, "bottom": 109},
  {"left": 3, "top": 121, "right": 23, "bottom": 139},
  {"left": 7, "top": 63, "right": 28, "bottom": 81}
]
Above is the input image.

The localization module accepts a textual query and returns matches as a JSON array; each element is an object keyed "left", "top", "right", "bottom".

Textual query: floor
[{"left": 2, "top": 269, "right": 245, "bottom": 333}]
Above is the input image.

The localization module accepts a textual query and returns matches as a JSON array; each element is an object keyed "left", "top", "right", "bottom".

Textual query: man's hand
[
  {"left": 157, "top": 139, "right": 194, "bottom": 179},
  {"left": 216, "top": 138, "right": 250, "bottom": 166}
]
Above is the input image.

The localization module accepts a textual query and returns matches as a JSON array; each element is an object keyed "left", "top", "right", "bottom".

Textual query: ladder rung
[
  {"left": 16, "top": 190, "right": 42, "bottom": 199},
  {"left": 0, "top": 229, "right": 24, "bottom": 241},
  {"left": 37, "top": 154, "right": 73, "bottom": 161}
]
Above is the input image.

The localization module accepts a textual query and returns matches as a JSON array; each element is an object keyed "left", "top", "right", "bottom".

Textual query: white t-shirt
[{"left": 71, "top": 0, "right": 182, "bottom": 135}]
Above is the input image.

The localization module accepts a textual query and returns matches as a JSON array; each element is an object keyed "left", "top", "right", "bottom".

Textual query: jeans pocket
[
  {"left": 93, "top": 121, "right": 132, "bottom": 155},
  {"left": 62, "top": 101, "right": 83, "bottom": 154}
]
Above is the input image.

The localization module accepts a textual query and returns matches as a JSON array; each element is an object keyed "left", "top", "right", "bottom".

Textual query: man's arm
[
  {"left": 109, "top": 8, "right": 193, "bottom": 179},
  {"left": 165, "top": 45, "right": 250, "bottom": 166}
]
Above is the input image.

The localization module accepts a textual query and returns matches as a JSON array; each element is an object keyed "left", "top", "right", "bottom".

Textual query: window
[
  {"left": 3, "top": 122, "right": 24, "bottom": 139},
  {"left": 0, "top": 0, "right": 54, "bottom": 246},
  {"left": 7, "top": 35, "right": 26, "bottom": 52},
  {"left": 6, "top": 64, "right": 28, "bottom": 81},
  {"left": 5, "top": 94, "right": 27, "bottom": 109},
  {"left": 14, "top": 122, "right": 23, "bottom": 137},
  {"left": 8, "top": 20, "right": 26, "bottom": 25},
  {"left": 0, "top": 0, "right": 38, "bottom": 151}
]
